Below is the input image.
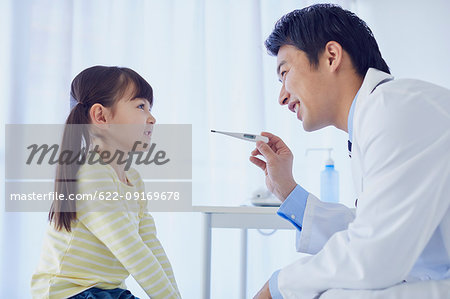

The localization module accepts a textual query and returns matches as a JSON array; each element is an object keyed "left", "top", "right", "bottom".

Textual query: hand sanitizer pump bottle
[
  {"left": 306, "top": 148, "right": 339, "bottom": 203},
  {"left": 320, "top": 150, "right": 339, "bottom": 203}
]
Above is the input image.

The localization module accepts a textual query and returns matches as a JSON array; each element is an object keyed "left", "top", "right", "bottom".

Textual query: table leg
[
  {"left": 240, "top": 228, "right": 248, "bottom": 299},
  {"left": 202, "top": 213, "right": 212, "bottom": 299}
]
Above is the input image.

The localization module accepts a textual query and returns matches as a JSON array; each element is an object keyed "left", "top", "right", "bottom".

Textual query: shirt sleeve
[
  {"left": 77, "top": 167, "right": 180, "bottom": 299},
  {"left": 138, "top": 204, "right": 180, "bottom": 296},
  {"left": 133, "top": 171, "right": 180, "bottom": 296},
  {"left": 277, "top": 185, "right": 309, "bottom": 231}
]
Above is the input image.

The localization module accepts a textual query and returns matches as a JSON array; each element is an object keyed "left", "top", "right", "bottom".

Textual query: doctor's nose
[{"left": 278, "top": 84, "right": 290, "bottom": 106}]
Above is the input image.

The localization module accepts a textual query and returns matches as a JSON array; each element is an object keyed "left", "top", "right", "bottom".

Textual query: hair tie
[
  {"left": 70, "top": 94, "right": 88, "bottom": 111},
  {"left": 70, "top": 94, "right": 78, "bottom": 110}
]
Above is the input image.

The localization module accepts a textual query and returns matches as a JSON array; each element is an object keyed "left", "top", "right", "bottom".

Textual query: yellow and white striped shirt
[{"left": 31, "top": 159, "right": 180, "bottom": 299}]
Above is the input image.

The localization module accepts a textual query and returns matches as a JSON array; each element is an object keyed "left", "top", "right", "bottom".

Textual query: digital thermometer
[{"left": 211, "top": 130, "right": 269, "bottom": 143}]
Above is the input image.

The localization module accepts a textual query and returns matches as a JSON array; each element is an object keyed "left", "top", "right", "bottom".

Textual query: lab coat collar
[
  {"left": 359, "top": 68, "right": 394, "bottom": 99},
  {"left": 348, "top": 68, "right": 393, "bottom": 155},
  {"left": 347, "top": 69, "right": 393, "bottom": 145}
]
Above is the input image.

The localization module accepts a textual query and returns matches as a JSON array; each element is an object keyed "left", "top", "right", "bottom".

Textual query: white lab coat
[{"left": 278, "top": 68, "right": 450, "bottom": 298}]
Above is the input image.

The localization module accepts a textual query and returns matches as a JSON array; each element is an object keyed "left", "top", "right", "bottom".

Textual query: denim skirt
[{"left": 68, "top": 287, "right": 140, "bottom": 299}]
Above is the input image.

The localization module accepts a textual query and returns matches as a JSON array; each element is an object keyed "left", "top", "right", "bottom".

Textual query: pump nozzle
[
  {"left": 305, "top": 147, "right": 339, "bottom": 203},
  {"left": 305, "top": 148, "right": 334, "bottom": 166}
]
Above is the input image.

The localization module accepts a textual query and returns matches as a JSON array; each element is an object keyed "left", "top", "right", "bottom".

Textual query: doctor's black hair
[{"left": 265, "top": 4, "right": 390, "bottom": 76}]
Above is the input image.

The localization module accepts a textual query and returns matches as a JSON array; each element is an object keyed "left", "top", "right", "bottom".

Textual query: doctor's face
[{"left": 277, "top": 45, "right": 335, "bottom": 131}]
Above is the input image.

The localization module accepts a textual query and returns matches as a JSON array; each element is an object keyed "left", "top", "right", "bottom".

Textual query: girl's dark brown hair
[{"left": 49, "top": 66, "right": 153, "bottom": 231}]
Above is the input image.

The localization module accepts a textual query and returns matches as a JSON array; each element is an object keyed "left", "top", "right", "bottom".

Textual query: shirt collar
[{"left": 348, "top": 90, "right": 359, "bottom": 143}]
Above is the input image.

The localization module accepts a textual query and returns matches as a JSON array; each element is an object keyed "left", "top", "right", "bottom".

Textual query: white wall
[{"left": 355, "top": 0, "right": 450, "bottom": 89}]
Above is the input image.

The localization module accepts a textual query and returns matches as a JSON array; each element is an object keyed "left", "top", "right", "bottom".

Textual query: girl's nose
[{"left": 147, "top": 112, "right": 156, "bottom": 124}]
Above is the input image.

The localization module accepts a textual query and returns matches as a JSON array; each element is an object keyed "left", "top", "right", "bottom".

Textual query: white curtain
[{"left": 0, "top": 0, "right": 354, "bottom": 298}]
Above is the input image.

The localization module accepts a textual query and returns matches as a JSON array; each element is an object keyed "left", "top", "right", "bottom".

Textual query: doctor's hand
[
  {"left": 253, "top": 280, "right": 272, "bottom": 299},
  {"left": 250, "top": 132, "right": 296, "bottom": 202}
]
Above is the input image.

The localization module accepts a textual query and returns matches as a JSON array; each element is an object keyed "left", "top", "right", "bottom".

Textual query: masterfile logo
[
  {"left": 5, "top": 124, "right": 193, "bottom": 212},
  {"left": 26, "top": 141, "right": 170, "bottom": 171}
]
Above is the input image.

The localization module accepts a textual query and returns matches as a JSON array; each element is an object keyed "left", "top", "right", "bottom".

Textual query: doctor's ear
[
  {"left": 322, "top": 41, "right": 343, "bottom": 72},
  {"left": 89, "top": 103, "right": 111, "bottom": 125}
]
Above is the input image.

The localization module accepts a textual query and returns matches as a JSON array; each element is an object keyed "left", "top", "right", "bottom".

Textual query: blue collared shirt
[
  {"left": 348, "top": 90, "right": 359, "bottom": 144},
  {"left": 268, "top": 91, "right": 360, "bottom": 298}
]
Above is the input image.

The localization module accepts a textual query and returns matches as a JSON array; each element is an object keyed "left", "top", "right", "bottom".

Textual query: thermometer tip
[{"left": 211, "top": 130, "right": 216, "bottom": 133}]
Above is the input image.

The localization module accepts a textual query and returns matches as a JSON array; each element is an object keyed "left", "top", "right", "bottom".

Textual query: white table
[{"left": 193, "top": 206, "right": 295, "bottom": 299}]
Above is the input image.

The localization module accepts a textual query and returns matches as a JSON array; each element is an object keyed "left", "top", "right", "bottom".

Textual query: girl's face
[{"left": 102, "top": 84, "right": 155, "bottom": 153}]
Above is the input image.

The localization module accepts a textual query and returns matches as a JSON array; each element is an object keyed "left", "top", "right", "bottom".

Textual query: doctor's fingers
[
  {"left": 260, "top": 131, "right": 278, "bottom": 140},
  {"left": 261, "top": 131, "right": 288, "bottom": 149},
  {"left": 249, "top": 156, "right": 267, "bottom": 172},
  {"left": 256, "top": 141, "right": 277, "bottom": 160},
  {"left": 261, "top": 132, "right": 291, "bottom": 153},
  {"left": 251, "top": 147, "right": 261, "bottom": 157}
]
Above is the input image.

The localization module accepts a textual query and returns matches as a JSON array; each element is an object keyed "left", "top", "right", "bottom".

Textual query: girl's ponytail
[{"left": 49, "top": 102, "right": 90, "bottom": 231}]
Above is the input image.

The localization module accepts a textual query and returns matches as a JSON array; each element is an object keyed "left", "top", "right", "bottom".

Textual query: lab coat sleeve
[
  {"left": 295, "top": 194, "right": 355, "bottom": 255},
  {"left": 277, "top": 93, "right": 450, "bottom": 298},
  {"left": 278, "top": 185, "right": 355, "bottom": 255}
]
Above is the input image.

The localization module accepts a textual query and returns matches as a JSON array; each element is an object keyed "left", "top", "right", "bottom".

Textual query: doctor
[{"left": 250, "top": 4, "right": 450, "bottom": 299}]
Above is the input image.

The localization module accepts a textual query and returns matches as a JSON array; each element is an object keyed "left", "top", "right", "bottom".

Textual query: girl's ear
[{"left": 89, "top": 103, "right": 110, "bottom": 125}]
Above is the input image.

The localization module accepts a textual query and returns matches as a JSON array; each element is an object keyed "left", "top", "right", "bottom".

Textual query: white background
[{"left": 1, "top": 0, "right": 449, "bottom": 298}]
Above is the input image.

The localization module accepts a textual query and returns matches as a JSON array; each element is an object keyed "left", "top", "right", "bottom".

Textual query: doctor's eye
[{"left": 278, "top": 71, "right": 287, "bottom": 83}]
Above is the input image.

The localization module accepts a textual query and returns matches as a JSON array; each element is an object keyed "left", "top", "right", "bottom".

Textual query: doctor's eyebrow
[{"left": 277, "top": 60, "right": 287, "bottom": 82}]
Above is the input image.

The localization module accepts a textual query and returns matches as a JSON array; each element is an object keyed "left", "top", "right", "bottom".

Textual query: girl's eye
[{"left": 138, "top": 104, "right": 145, "bottom": 110}]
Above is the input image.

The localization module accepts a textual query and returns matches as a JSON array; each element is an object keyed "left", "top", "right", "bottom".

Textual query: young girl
[{"left": 31, "top": 66, "right": 180, "bottom": 299}]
